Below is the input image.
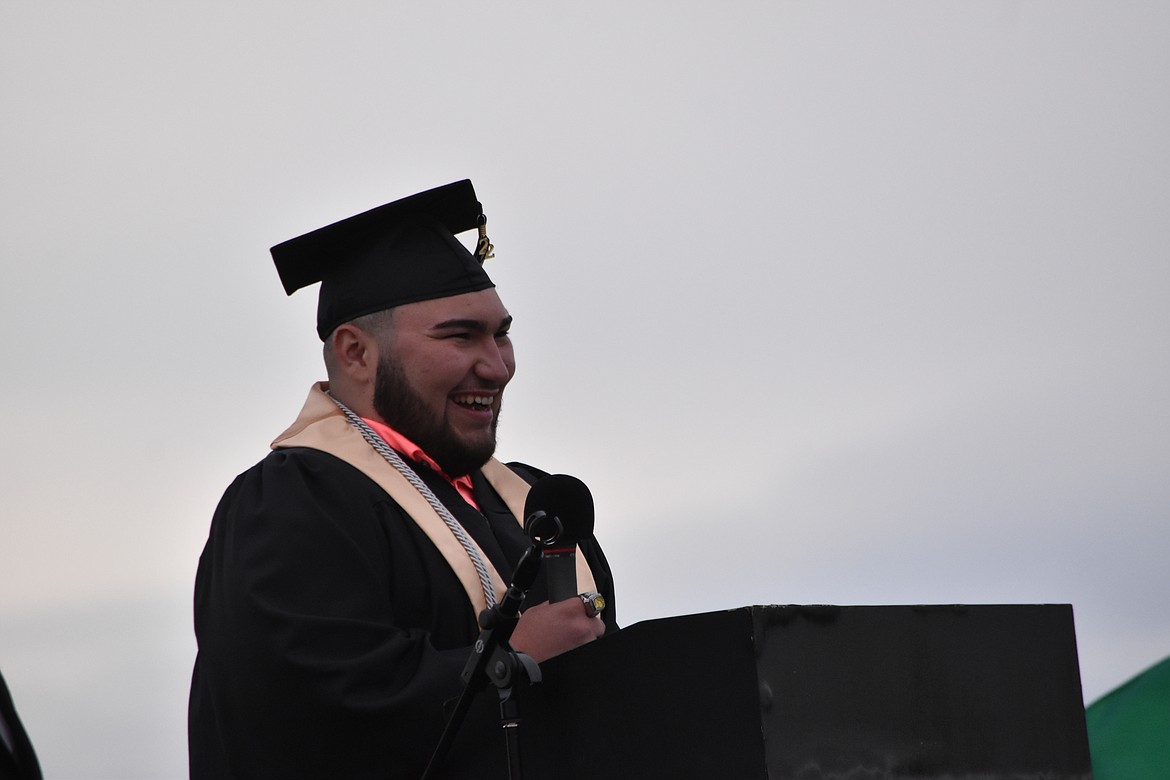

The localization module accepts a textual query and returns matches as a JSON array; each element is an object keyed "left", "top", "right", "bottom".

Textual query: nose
[{"left": 475, "top": 339, "right": 513, "bottom": 386}]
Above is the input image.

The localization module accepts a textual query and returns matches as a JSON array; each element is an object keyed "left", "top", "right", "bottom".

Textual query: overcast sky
[{"left": 2, "top": 2, "right": 1168, "bottom": 777}]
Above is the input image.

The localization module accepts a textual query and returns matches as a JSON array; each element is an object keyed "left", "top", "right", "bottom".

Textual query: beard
[{"left": 372, "top": 352, "right": 500, "bottom": 478}]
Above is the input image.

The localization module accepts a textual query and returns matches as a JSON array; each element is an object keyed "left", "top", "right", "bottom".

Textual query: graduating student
[{"left": 189, "top": 180, "right": 616, "bottom": 779}]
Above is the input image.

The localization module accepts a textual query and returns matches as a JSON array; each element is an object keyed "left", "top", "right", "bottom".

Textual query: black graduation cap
[{"left": 271, "top": 179, "right": 496, "bottom": 340}]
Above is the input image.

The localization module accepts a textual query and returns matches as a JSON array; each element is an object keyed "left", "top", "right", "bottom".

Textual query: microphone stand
[{"left": 423, "top": 534, "right": 548, "bottom": 780}]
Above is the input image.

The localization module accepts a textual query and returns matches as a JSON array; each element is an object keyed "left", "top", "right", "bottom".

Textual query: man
[{"left": 189, "top": 180, "right": 617, "bottom": 779}]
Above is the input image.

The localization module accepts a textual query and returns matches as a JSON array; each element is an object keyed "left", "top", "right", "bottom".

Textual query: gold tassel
[{"left": 475, "top": 214, "right": 495, "bottom": 264}]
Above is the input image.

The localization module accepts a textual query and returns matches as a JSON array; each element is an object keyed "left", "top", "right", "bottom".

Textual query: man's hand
[{"left": 509, "top": 598, "right": 605, "bottom": 663}]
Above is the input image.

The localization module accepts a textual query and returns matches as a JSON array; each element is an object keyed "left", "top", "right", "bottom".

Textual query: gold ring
[{"left": 578, "top": 591, "right": 606, "bottom": 618}]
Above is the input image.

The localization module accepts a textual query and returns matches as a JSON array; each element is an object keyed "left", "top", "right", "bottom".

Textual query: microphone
[{"left": 522, "top": 474, "right": 594, "bottom": 602}]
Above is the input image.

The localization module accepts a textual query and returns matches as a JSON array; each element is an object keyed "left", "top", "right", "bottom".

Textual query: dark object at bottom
[
  {"left": 0, "top": 669, "right": 43, "bottom": 780},
  {"left": 508, "top": 604, "right": 1093, "bottom": 779}
]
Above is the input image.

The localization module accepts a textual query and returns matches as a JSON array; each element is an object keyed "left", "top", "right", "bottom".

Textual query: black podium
[{"left": 503, "top": 604, "right": 1093, "bottom": 779}]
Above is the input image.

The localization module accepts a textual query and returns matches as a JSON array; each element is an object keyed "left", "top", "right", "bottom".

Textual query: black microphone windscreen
[{"left": 523, "top": 474, "right": 595, "bottom": 541}]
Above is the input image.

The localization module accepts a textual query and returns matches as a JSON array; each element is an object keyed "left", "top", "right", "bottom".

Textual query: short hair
[{"left": 322, "top": 308, "right": 396, "bottom": 377}]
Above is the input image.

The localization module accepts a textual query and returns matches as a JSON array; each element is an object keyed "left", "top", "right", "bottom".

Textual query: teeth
[{"left": 454, "top": 394, "right": 493, "bottom": 406}]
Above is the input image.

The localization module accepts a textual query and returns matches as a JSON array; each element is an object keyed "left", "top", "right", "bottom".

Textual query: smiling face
[{"left": 370, "top": 288, "right": 515, "bottom": 477}]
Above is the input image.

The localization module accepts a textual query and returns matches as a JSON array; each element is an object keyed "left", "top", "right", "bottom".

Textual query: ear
[{"left": 330, "top": 322, "right": 379, "bottom": 385}]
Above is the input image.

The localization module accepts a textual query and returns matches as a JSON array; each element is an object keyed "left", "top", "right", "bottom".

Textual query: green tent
[{"left": 1085, "top": 654, "right": 1170, "bottom": 779}]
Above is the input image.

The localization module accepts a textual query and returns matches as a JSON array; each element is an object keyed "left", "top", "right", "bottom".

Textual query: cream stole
[{"left": 271, "top": 383, "right": 597, "bottom": 616}]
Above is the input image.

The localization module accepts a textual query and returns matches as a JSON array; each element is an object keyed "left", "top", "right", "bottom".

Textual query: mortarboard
[{"left": 270, "top": 179, "right": 496, "bottom": 340}]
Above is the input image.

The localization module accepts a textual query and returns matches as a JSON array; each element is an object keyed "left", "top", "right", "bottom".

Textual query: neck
[{"left": 324, "top": 381, "right": 378, "bottom": 422}]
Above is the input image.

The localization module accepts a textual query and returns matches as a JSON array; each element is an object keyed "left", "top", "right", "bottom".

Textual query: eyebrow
[{"left": 432, "top": 314, "right": 513, "bottom": 333}]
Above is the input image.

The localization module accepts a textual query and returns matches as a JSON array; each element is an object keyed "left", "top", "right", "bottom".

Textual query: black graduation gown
[{"left": 188, "top": 447, "right": 616, "bottom": 780}]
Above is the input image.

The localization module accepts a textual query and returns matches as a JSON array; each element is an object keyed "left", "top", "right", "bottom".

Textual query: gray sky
[{"left": 2, "top": 2, "right": 1168, "bottom": 777}]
